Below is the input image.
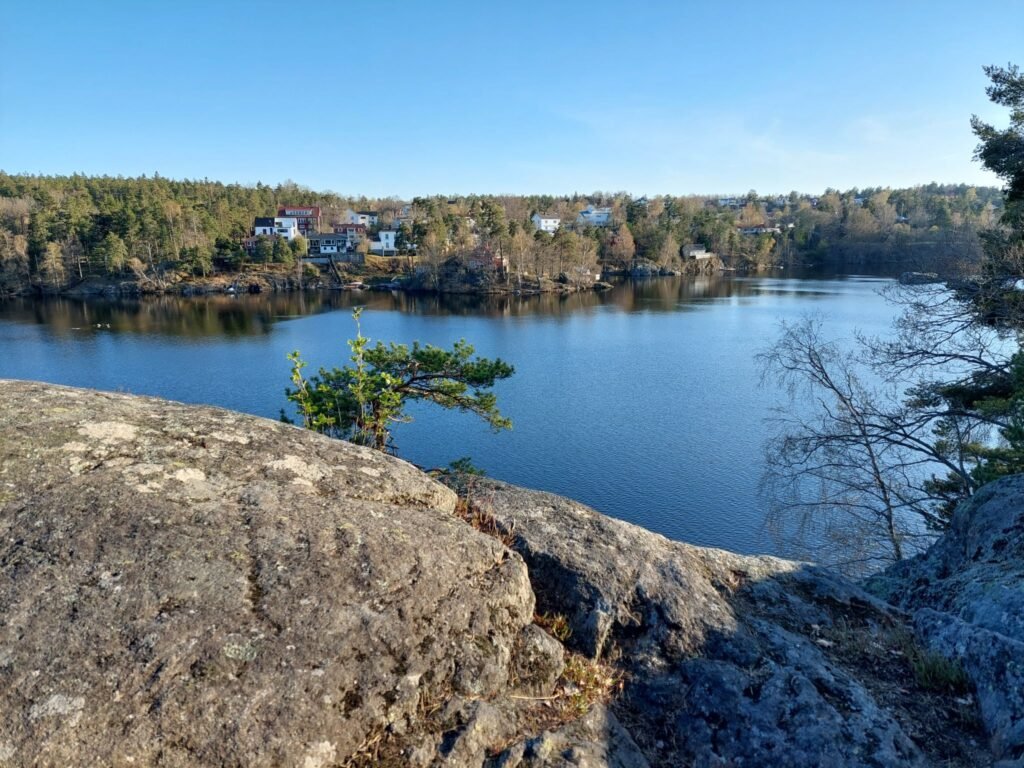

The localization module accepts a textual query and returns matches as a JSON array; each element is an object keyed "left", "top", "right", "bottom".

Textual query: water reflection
[
  {"left": 0, "top": 270, "right": 900, "bottom": 558},
  {"left": 0, "top": 270, "right": 886, "bottom": 337}
]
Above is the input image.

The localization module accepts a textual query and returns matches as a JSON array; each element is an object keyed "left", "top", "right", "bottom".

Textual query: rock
[
  {"left": 1, "top": 380, "right": 1009, "bottom": 767},
  {"left": 512, "top": 625, "right": 565, "bottom": 696},
  {"left": 913, "top": 609, "right": 1024, "bottom": 758},
  {"left": 868, "top": 475, "right": 1024, "bottom": 760},
  {"left": 680, "top": 255, "right": 725, "bottom": 276},
  {"left": 431, "top": 700, "right": 517, "bottom": 767},
  {"left": 449, "top": 477, "right": 934, "bottom": 767},
  {"left": 867, "top": 475, "right": 1024, "bottom": 640},
  {"left": 0, "top": 380, "right": 541, "bottom": 767},
  {"left": 628, "top": 261, "right": 658, "bottom": 278},
  {"left": 493, "top": 705, "right": 649, "bottom": 768}
]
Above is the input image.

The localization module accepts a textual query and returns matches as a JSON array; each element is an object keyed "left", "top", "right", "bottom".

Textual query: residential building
[
  {"left": 369, "top": 230, "right": 398, "bottom": 255},
  {"left": 307, "top": 233, "right": 348, "bottom": 257},
  {"left": 394, "top": 204, "right": 415, "bottom": 229},
  {"left": 253, "top": 216, "right": 299, "bottom": 240},
  {"left": 467, "top": 254, "right": 508, "bottom": 272},
  {"left": 332, "top": 223, "right": 367, "bottom": 250},
  {"left": 277, "top": 205, "right": 322, "bottom": 236},
  {"left": 531, "top": 212, "right": 561, "bottom": 234},
  {"left": 252, "top": 217, "right": 275, "bottom": 237},
  {"left": 737, "top": 226, "right": 781, "bottom": 236},
  {"left": 345, "top": 209, "right": 379, "bottom": 227},
  {"left": 576, "top": 206, "right": 612, "bottom": 226},
  {"left": 305, "top": 234, "right": 364, "bottom": 264},
  {"left": 683, "top": 244, "right": 715, "bottom": 260}
]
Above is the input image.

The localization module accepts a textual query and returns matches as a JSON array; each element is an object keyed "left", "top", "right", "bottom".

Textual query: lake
[{"left": 0, "top": 271, "right": 899, "bottom": 557}]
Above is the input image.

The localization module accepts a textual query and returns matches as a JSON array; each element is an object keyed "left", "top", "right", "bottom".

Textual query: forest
[{"left": 0, "top": 170, "right": 1004, "bottom": 295}]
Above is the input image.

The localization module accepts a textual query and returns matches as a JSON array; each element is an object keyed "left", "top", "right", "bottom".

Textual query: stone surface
[
  {"left": 512, "top": 624, "right": 566, "bottom": 696},
  {"left": 868, "top": 475, "right": 1024, "bottom": 761},
  {"left": 450, "top": 476, "right": 978, "bottom": 768},
  {"left": 913, "top": 609, "right": 1024, "bottom": 758},
  {"left": 1, "top": 380, "right": 1012, "bottom": 767},
  {"left": 493, "top": 705, "right": 650, "bottom": 768},
  {"left": 0, "top": 380, "right": 539, "bottom": 767}
]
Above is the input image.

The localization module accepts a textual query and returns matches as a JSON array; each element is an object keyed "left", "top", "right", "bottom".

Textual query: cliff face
[
  {"left": 866, "top": 475, "right": 1024, "bottom": 763},
  {"left": 0, "top": 381, "right": 1015, "bottom": 767}
]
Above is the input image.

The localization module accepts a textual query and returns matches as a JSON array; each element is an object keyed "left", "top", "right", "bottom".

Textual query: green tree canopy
[
  {"left": 971, "top": 64, "right": 1024, "bottom": 221},
  {"left": 286, "top": 309, "right": 514, "bottom": 453}
]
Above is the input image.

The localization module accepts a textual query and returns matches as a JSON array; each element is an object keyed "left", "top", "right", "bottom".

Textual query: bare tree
[{"left": 759, "top": 317, "right": 972, "bottom": 574}]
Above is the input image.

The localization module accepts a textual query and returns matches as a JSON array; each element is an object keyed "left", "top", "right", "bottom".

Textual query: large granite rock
[
  {"left": 0, "top": 380, "right": 1007, "bottom": 767},
  {"left": 867, "top": 475, "right": 1024, "bottom": 762},
  {"left": 451, "top": 477, "right": 991, "bottom": 768},
  {"left": 0, "top": 380, "right": 540, "bottom": 767}
]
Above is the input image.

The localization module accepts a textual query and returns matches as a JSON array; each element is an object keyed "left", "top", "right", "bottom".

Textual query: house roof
[
  {"left": 356, "top": 210, "right": 379, "bottom": 216},
  {"left": 533, "top": 213, "right": 560, "bottom": 219},
  {"left": 278, "top": 205, "right": 321, "bottom": 216},
  {"left": 254, "top": 217, "right": 275, "bottom": 227}
]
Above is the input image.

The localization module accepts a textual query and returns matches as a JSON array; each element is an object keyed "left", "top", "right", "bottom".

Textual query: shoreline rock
[
  {"left": 0, "top": 380, "right": 1013, "bottom": 767},
  {"left": 866, "top": 475, "right": 1024, "bottom": 761}
]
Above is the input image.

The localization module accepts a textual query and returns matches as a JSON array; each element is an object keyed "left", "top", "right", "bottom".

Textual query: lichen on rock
[{"left": 0, "top": 380, "right": 1016, "bottom": 767}]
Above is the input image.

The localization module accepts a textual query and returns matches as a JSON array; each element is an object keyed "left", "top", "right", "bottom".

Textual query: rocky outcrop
[
  {"left": 451, "top": 477, "right": 989, "bottom": 768},
  {"left": 0, "top": 380, "right": 1010, "bottom": 767},
  {"left": 867, "top": 475, "right": 1024, "bottom": 763},
  {"left": 628, "top": 260, "right": 659, "bottom": 278},
  {"left": 0, "top": 381, "right": 548, "bottom": 767},
  {"left": 406, "top": 259, "right": 597, "bottom": 296},
  {"left": 680, "top": 255, "right": 725, "bottom": 275}
]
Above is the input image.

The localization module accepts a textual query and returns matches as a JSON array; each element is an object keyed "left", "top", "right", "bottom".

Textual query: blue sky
[{"left": 0, "top": 0, "right": 1020, "bottom": 197}]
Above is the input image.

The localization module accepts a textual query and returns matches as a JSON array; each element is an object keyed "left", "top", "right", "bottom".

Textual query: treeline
[
  {"left": 0, "top": 173, "right": 352, "bottom": 293},
  {"left": 0, "top": 171, "right": 1004, "bottom": 295}
]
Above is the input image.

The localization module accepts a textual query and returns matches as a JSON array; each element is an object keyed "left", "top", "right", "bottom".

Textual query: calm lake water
[{"left": 0, "top": 272, "right": 899, "bottom": 557}]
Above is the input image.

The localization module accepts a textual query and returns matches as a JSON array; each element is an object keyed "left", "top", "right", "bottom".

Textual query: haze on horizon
[{"left": 0, "top": 0, "right": 1020, "bottom": 198}]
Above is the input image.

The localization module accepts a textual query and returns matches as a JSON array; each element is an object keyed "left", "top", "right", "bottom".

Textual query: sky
[{"left": 0, "top": 0, "right": 1020, "bottom": 197}]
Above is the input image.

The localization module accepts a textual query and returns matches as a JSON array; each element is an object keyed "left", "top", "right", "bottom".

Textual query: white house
[
  {"left": 306, "top": 233, "right": 349, "bottom": 256},
  {"left": 737, "top": 226, "right": 781, "bottom": 236},
  {"left": 304, "top": 233, "right": 363, "bottom": 263},
  {"left": 345, "top": 209, "right": 379, "bottom": 227},
  {"left": 576, "top": 206, "right": 612, "bottom": 226},
  {"left": 370, "top": 230, "right": 398, "bottom": 255},
  {"left": 253, "top": 216, "right": 299, "bottom": 241},
  {"left": 683, "top": 244, "right": 715, "bottom": 260},
  {"left": 531, "top": 213, "right": 561, "bottom": 234}
]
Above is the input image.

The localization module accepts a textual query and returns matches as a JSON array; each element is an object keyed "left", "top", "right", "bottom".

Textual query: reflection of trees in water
[
  {"left": 0, "top": 270, "right": 869, "bottom": 336},
  {"left": 0, "top": 294, "right": 341, "bottom": 337}
]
